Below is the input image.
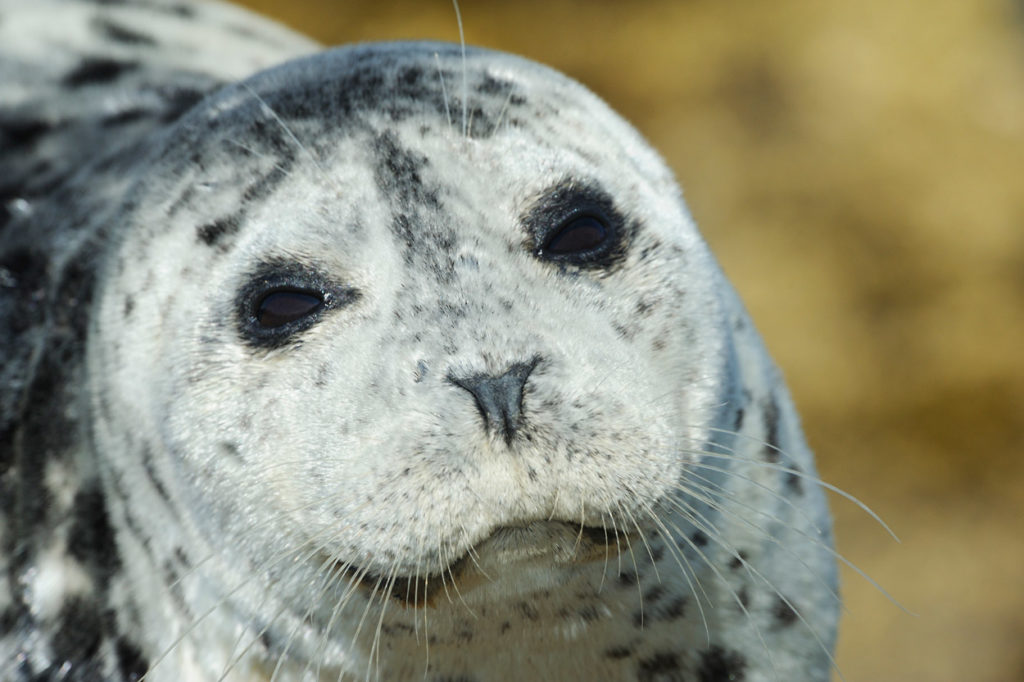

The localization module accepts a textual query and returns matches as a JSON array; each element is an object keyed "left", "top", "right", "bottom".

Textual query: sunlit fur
[{"left": 2, "top": 1, "right": 849, "bottom": 680}]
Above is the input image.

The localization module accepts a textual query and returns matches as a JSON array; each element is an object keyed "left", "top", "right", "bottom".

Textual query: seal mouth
[{"left": 331, "top": 521, "right": 638, "bottom": 608}]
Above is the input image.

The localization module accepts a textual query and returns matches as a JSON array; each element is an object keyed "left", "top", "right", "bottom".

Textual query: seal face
[{"left": 0, "top": 1, "right": 839, "bottom": 680}]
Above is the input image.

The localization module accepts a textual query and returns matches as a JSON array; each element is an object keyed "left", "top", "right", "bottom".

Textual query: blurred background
[{"left": 234, "top": 2, "right": 1024, "bottom": 679}]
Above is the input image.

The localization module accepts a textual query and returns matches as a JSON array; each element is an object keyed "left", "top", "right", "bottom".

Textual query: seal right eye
[
  {"left": 542, "top": 214, "right": 610, "bottom": 257},
  {"left": 236, "top": 262, "right": 361, "bottom": 349},
  {"left": 256, "top": 290, "right": 323, "bottom": 328},
  {"left": 523, "top": 180, "right": 630, "bottom": 270}
]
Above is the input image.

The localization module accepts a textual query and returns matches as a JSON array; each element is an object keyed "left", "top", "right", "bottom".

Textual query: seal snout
[{"left": 447, "top": 356, "right": 540, "bottom": 444}]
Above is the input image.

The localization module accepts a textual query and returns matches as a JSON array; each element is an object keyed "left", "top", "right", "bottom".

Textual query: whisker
[
  {"left": 433, "top": 52, "right": 452, "bottom": 131},
  {"left": 682, "top": 456, "right": 830, "bottom": 537},
  {"left": 450, "top": 0, "right": 468, "bottom": 137},
  {"left": 241, "top": 83, "right": 333, "bottom": 183},
  {"left": 613, "top": 501, "right": 646, "bottom": 628},
  {"left": 597, "top": 511, "right": 611, "bottom": 593},
  {"left": 618, "top": 494, "right": 662, "bottom": 584},
  {"left": 490, "top": 87, "right": 516, "bottom": 136},
  {"left": 699, "top": 430, "right": 900, "bottom": 541},
  {"left": 636, "top": 502, "right": 713, "bottom": 645},
  {"left": 658, "top": 508, "right": 782, "bottom": 680},
  {"left": 670, "top": 475, "right": 844, "bottom": 610}
]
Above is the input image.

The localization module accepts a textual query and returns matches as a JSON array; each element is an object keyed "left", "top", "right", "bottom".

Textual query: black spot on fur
[
  {"left": 57, "top": 251, "right": 99, "bottom": 341},
  {"left": 613, "top": 321, "right": 635, "bottom": 340},
  {"left": 772, "top": 596, "right": 799, "bottom": 627},
  {"left": 162, "top": 560, "right": 182, "bottom": 599},
  {"left": 102, "top": 468, "right": 154, "bottom": 562},
  {"left": 728, "top": 551, "right": 747, "bottom": 570},
  {"left": 476, "top": 74, "right": 513, "bottom": 95},
  {"left": 197, "top": 214, "right": 241, "bottom": 246},
  {"left": 68, "top": 486, "right": 121, "bottom": 583},
  {"left": 697, "top": 645, "right": 747, "bottom": 682},
  {"left": 637, "top": 652, "right": 683, "bottom": 681},
  {"left": 0, "top": 246, "right": 48, "bottom": 336},
  {"left": 605, "top": 645, "right": 633, "bottom": 660},
  {"left": 618, "top": 570, "right": 638, "bottom": 587},
  {"left": 219, "top": 441, "right": 242, "bottom": 460},
  {"left": 639, "top": 589, "right": 689, "bottom": 625},
  {"left": 398, "top": 64, "right": 424, "bottom": 87},
  {"left": 691, "top": 530, "right": 709, "bottom": 547},
  {"left": 92, "top": 17, "right": 157, "bottom": 45},
  {"left": 645, "top": 585, "right": 666, "bottom": 605},
  {"left": 374, "top": 130, "right": 439, "bottom": 210},
  {"left": 168, "top": 3, "right": 195, "bottom": 18},
  {"left": 52, "top": 597, "right": 107, "bottom": 665},
  {"left": 140, "top": 444, "right": 172, "bottom": 505},
  {"left": 116, "top": 637, "right": 150, "bottom": 679},
  {"left": 0, "top": 117, "right": 60, "bottom": 150},
  {"left": 62, "top": 57, "right": 138, "bottom": 88},
  {"left": 242, "top": 163, "right": 290, "bottom": 204},
  {"left": 174, "top": 546, "right": 192, "bottom": 570},
  {"left": 0, "top": 607, "right": 15, "bottom": 636},
  {"left": 784, "top": 461, "right": 804, "bottom": 494},
  {"left": 8, "top": 341, "right": 81, "bottom": 565},
  {"left": 157, "top": 86, "right": 208, "bottom": 123},
  {"left": 761, "top": 395, "right": 781, "bottom": 462},
  {"left": 101, "top": 108, "right": 151, "bottom": 127},
  {"left": 516, "top": 601, "right": 540, "bottom": 621},
  {"left": 732, "top": 405, "right": 745, "bottom": 431}
]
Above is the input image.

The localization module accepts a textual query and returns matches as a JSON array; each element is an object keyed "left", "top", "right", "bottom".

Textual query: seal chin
[{"left": 333, "top": 520, "right": 637, "bottom": 608}]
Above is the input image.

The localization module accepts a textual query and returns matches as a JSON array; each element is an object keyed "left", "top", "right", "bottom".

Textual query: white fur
[{"left": 1, "top": 2, "right": 838, "bottom": 680}]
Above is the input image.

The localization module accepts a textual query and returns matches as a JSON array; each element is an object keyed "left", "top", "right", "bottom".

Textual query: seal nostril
[{"left": 449, "top": 357, "right": 540, "bottom": 445}]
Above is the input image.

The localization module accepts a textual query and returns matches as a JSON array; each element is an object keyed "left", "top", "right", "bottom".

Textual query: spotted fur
[{"left": 1, "top": 1, "right": 839, "bottom": 680}]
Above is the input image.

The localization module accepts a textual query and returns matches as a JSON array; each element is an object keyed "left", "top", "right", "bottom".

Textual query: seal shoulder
[{"left": 0, "top": 2, "right": 315, "bottom": 678}]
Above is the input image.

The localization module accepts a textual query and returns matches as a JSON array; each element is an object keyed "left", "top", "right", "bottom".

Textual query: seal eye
[
  {"left": 236, "top": 261, "right": 361, "bottom": 350},
  {"left": 524, "top": 181, "right": 629, "bottom": 269},
  {"left": 257, "top": 290, "right": 323, "bottom": 328},
  {"left": 544, "top": 215, "right": 608, "bottom": 255}
]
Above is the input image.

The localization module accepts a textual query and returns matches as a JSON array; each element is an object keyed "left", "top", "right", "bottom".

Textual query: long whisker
[
  {"left": 695, "top": 442, "right": 900, "bottom": 542},
  {"left": 241, "top": 83, "right": 333, "bottom": 184},
  {"left": 633, "top": 500, "right": 713, "bottom": 644},
  {"left": 433, "top": 52, "right": 453, "bottom": 132},
  {"left": 656, "top": 504, "right": 781, "bottom": 680},
  {"left": 451, "top": 0, "right": 468, "bottom": 137},
  {"left": 672, "top": 471, "right": 845, "bottom": 611}
]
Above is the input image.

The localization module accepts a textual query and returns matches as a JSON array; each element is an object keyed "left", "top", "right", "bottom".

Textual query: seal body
[{"left": 0, "top": 1, "right": 838, "bottom": 680}]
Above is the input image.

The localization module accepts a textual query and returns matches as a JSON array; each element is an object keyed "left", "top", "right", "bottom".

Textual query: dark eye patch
[
  {"left": 524, "top": 180, "right": 630, "bottom": 269},
  {"left": 236, "top": 261, "right": 360, "bottom": 349}
]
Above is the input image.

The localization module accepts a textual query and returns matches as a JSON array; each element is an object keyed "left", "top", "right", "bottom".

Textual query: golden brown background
[{"left": 234, "top": 1, "right": 1024, "bottom": 680}]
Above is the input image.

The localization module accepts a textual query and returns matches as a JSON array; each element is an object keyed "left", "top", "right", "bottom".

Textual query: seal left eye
[
  {"left": 237, "top": 263, "right": 361, "bottom": 349},
  {"left": 544, "top": 215, "right": 609, "bottom": 255},
  {"left": 257, "top": 290, "right": 323, "bottom": 328}
]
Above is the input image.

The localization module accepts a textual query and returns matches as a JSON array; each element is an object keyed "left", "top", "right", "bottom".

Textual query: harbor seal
[{"left": 0, "top": 0, "right": 839, "bottom": 680}]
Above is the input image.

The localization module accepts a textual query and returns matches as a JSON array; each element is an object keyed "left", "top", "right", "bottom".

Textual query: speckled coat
[{"left": 0, "top": 1, "right": 838, "bottom": 680}]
